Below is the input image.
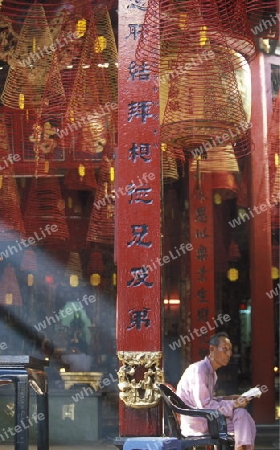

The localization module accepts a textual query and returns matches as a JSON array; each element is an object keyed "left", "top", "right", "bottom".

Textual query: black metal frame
[
  {"left": 0, "top": 356, "right": 49, "bottom": 450},
  {"left": 158, "top": 383, "right": 235, "bottom": 450}
]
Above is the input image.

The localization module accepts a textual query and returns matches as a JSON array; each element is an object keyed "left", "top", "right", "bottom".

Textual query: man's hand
[{"left": 233, "top": 396, "right": 252, "bottom": 409}]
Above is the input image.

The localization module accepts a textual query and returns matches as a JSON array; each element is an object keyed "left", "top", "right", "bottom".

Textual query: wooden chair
[{"left": 157, "top": 383, "right": 234, "bottom": 450}]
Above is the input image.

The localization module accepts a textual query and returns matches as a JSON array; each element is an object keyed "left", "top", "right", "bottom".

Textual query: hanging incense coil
[
  {"left": 1, "top": 3, "right": 53, "bottom": 109},
  {"left": 0, "top": 0, "right": 95, "bottom": 45},
  {"left": 48, "top": 1, "right": 90, "bottom": 43},
  {"left": 232, "top": 128, "right": 252, "bottom": 160},
  {"left": 93, "top": 4, "right": 118, "bottom": 153},
  {"left": 20, "top": 248, "right": 38, "bottom": 273},
  {"left": 190, "top": 145, "right": 239, "bottom": 173},
  {"left": 32, "top": 52, "right": 67, "bottom": 170},
  {"left": 161, "top": 143, "right": 185, "bottom": 180},
  {"left": 93, "top": 5, "right": 118, "bottom": 105},
  {"left": 69, "top": 113, "right": 109, "bottom": 158},
  {"left": 0, "top": 265, "right": 23, "bottom": 306},
  {"left": 97, "top": 155, "right": 113, "bottom": 184},
  {"left": 54, "top": 0, "right": 94, "bottom": 106},
  {"left": 24, "top": 176, "right": 69, "bottom": 242},
  {"left": 86, "top": 157, "right": 114, "bottom": 244},
  {"left": 65, "top": 11, "right": 111, "bottom": 113},
  {"left": 65, "top": 251, "right": 83, "bottom": 279},
  {"left": 86, "top": 183, "right": 115, "bottom": 244},
  {"left": 65, "top": 12, "right": 115, "bottom": 157},
  {"left": 161, "top": 44, "right": 249, "bottom": 150},
  {"left": 52, "top": 6, "right": 88, "bottom": 138},
  {"left": 138, "top": 0, "right": 252, "bottom": 156},
  {"left": 36, "top": 52, "right": 66, "bottom": 125},
  {"left": 162, "top": 146, "right": 179, "bottom": 183},
  {"left": 0, "top": 174, "right": 25, "bottom": 240},
  {"left": 87, "top": 251, "right": 105, "bottom": 276},
  {"left": 0, "top": 1, "right": 62, "bottom": 33},
  {"left": 136, "top": 0, "right": 257, "bottom": 73},
  {"left": 15, "top": 109, "right": 55, "bottom": 177}
]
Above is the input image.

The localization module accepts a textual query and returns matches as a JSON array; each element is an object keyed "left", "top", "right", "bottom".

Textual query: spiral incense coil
[
  {"left": 162, "top": 149, "right": 179, "bottom": 182},
  {"left": 36, "top": 52, "right": 66, "bottom": 124},
  {"left": 86, "top": 181, "right": 115, "bottom": 244},
  {"left": 0, "top": 0, "right": 95, "bottom": 34},
  {"left": 52, "top": 0, "right": 95, "bottom": 107},
  {"left": 96, "top": 155, "right": 113, "bottom": 184},
  {"left": 0, "top": 265, "right": 23, "bottom": 306},
  {"left": 93, "top": 4, "right": 118, "bottom": 154},
  {"left": 24, "top": 176, "right": 69, "bottom": 242},
  {"left": 161, "top": 45, "right": 249, "bottom": 150},
  {"left": 87, "top": 251, "right": 105, "bottom": 276},
  {"left": 136, "top": 0, "right": 257, "bottom": 74},
  {"left": 93, "top": 5, "right": 118, "bottom": 105},
  {"left": 0, "top": 1, "right": 64, "bottom": 32},
  {"left": 20, "top": 248, "right": 38, "bottom": 273},
  {"left": 53, "top": 3, "right": 89, "bottom": 113},
  {"left": 65, "top": 12, "right": 112, "bottom": 119},
  {"left": 65, "top": 11, "right": 115, "bottom": 157},
  {"left": 0, "top": 173, "right": 25, "bottom": 240},
  {"left": 32, "top": 51, "right": 67, "bottom": 169},
  {"left": 65, "top": 251, "right": 83, "bottom": 279},
  {"left": 1, "top": 3, "right": 53, "bottom": 109},
  {"left": 86, "top": 157, "right": 114, "bottom": 244},
  {"left": 162, "top": 143, "right": 185, "bottom": 182}
]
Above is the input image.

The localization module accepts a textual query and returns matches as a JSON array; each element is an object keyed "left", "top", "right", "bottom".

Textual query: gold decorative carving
[
  {"left": 59, "top": 371, "right": 103, "bottom": 390},
  {"left": 117, "top": 351, "right": 164, "bottom": 409}
]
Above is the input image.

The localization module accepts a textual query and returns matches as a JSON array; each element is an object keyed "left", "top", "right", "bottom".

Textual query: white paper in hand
[{"left": 241, "top": 387, "right": 262, "bottom": 398}]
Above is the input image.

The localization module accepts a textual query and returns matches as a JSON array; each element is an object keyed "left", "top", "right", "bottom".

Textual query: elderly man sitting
[{"left": 177, "top": 332, "right": 256, "bottom": 450}]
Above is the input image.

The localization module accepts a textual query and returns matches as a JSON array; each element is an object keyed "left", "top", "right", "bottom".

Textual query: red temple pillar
[
  {"left": 250, "top": 53, "right": 275, "bottom": 423},
  {"left": 116, "top": 0, "right": 161, "bottom": 436},
  {"left": 189, "top": 172, "right": 216, "bottom": 361}
]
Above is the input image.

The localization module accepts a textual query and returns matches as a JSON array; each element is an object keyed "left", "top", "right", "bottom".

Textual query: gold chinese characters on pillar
[{"left": 117, "top": 351, "right": 164, "bottom": 409}]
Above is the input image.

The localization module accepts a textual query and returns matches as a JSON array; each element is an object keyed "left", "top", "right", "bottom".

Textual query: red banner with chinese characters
[
  {"left": 189, "top": 172, "right": 215, "bottom": 361},
  {"left": 116, "top": 0, "right": 161, "bottom": 436}
]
